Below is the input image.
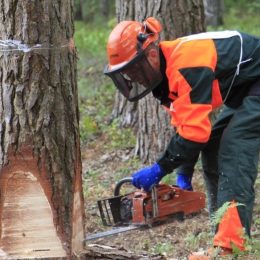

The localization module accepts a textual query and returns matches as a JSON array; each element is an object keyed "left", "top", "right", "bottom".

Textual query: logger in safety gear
[{"left": 104, "top": 17, "right": 260, "bottom": 258}]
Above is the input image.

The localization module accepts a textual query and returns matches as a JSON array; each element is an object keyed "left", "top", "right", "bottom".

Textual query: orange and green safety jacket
[{"left": 155, "top": 31, "right": 260, "bottom": 173}]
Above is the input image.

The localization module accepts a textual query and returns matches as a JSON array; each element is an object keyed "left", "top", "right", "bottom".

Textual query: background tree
[
  {"left": 100, "top": 0, "right": 110, "bottom": 20},
  {"left": 74, "top": 0, "right": 84, "bottom": 20},
  {"left": 74, "top": 0, "right": 114, "bottom": 23},
  {"left": 113, "top": 0, "right": 205, "bottom": 162},
  {"left": 0, "top": 0, "right": 84, "bottom": 258},
  {"left": 203, "top": 0, "right": 224, "bottom": 27}
]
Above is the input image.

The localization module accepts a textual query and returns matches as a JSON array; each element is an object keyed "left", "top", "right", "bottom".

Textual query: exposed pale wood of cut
[{"left": 0, "top": 171, "right": 67, "bottom": 259}]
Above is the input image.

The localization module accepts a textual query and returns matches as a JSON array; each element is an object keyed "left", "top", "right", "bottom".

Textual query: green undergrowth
[
  {"left": 104, "top": 119, "right": 136, "bottom": 149},
  {"left": 210, "top": 0, "right": 260, "bottom": 36},
  {"left": 75, "top": 21, "right": 114, "bottom": 56},
  {"left": 184, "top": 231, "right": 212, "bottom": 252},
  {"left": 75, "top": 20, "right": 136, "bottom": 150},
  {"left": 151, "top": 241, "right": 175, "bottom": 256}
]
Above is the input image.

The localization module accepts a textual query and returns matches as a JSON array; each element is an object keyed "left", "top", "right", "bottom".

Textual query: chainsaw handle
[{"left": 114, "top": 177, "right": 133, "bottom": 197}]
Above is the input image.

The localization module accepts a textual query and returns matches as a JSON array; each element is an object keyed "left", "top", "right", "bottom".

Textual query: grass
[
  {"left": 151, "top": 241, "right": 175, "bottom": 256},
  {"left": 184, "top": 231, "right": 212, "bottom": 251},
  {"left": 75, "top": 21, "right": 111, "bottom": 56},
  {"left": 214, "top": 1, "right": 260, "bottom": 36},
  {"left": 74, "top": 20, "right": 137, "bottom": 149}
]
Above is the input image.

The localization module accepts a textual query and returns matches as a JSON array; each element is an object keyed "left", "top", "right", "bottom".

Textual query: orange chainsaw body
[
  {"left": 131, "top": 184, "right": 206, "bottom": 224},
  {"left": 98, "top": 183, "right": 206, "bottom": 226}
]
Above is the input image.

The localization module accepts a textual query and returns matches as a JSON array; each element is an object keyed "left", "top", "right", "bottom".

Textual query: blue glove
[
  {"left": 176, "top": 174, "right": 193, "bottom": 191},
  {"left": 132, "top": 163, "right": 165, "bottom": 192}
]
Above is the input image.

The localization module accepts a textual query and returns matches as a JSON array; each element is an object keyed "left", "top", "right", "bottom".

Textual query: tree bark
[
  {"left": 0, "top": 0, "right": 84, "bottom": 258},
  {"left": 135, "top": 0, "right": 205, "bottom": 163}
]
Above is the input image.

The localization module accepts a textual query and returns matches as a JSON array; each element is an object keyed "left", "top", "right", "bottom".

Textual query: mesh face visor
[{"left": 104, "top": 45, "right": 163, "bottom": 101}]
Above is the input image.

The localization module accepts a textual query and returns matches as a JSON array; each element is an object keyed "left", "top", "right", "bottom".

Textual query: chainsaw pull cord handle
[{"left": 114, "top": 177, "right": 133, "bottom": 197}]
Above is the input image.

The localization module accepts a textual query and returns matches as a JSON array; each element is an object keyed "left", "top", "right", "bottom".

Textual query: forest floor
[{"left": 82, "top": 134, "right": 260, "bottom": 260}]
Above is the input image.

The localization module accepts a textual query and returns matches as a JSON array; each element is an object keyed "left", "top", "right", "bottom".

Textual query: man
[{"left": 104, "top": 17, "right": 260, "bottom": 258}]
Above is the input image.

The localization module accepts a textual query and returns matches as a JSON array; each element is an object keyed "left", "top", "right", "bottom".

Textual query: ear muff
[
  {"left": 137, "top": 17, "right": 162, "bottom": 47},
  {"left": 144, "top": 17, "right": 162, "bottom": 34}
]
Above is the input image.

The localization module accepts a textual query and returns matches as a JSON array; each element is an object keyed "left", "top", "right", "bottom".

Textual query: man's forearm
[{"left": 157, "top": 134, "right": 205, "bottom": 174}]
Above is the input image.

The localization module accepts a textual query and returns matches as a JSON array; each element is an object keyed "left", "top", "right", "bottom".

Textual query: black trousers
[{"left": 177, "top": 88, "right": 260, "bottom": 237}]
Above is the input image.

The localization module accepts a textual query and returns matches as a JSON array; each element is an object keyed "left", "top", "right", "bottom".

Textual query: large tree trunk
[
  {"left": 0, "top": 1, "right": 85, "bottom": 258},
  {"left": 135, "top": 0, "right": 205, "bottom": 162}
]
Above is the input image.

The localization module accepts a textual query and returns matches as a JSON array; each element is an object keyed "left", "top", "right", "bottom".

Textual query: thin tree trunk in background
[
  {"left": 0, "top": 0, "right": 84, "bottom": 258},
  {"left": 203, "top": 0, "right": 224, "bottom": 27},
  {"left": 135, "top": 0, "right": 205, "bottom": 163},
  {"left": 203, "top": 0, "right": 224, "bottom": 121},
  {"left": 100, "top": 0, "right": 109, "bottom": 19},
  {"left": 112, "top": 0, "right": 138, "bottom": 129},
  {"left": 75, "top": 0, "right": 84, "bottom": 20}
]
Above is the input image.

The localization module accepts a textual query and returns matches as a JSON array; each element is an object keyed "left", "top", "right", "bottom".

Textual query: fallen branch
[{"left": 76, "top": 244, "right": 166, "bottom": 259}]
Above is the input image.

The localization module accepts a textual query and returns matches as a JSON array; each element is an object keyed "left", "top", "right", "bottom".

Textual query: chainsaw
[{"left": 85, "top": 177, "right": 206, "bottom": 241}]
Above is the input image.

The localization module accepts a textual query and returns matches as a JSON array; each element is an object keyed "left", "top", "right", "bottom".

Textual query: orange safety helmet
[{"left": 104, "top": 17, "right": 163, "bottom": 101}]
